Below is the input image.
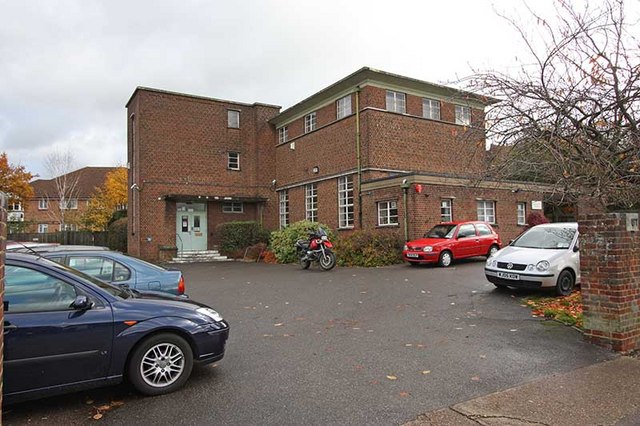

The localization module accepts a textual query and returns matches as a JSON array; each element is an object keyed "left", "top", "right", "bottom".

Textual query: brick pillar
[
  {"left": 0, "top": 192, "right": 7, "bottom": 413},
  {"left": 579, "top": 212, "right": 640, "bottom": 352}
]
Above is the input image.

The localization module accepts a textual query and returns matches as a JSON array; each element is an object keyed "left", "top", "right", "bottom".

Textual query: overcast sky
[{"left": 1, "top": 0, "right": 638, "bottom": 178}]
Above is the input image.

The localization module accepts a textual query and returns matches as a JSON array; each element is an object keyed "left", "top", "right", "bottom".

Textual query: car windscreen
[
  {"left": 425, "top": 224, "right": 457, "bottom": 239},
  {"left": 36, "top": 256, "right": 131, "bottom": 298},
  {"left": 512, "top": 227, "right": 576, "bottom": 249}
]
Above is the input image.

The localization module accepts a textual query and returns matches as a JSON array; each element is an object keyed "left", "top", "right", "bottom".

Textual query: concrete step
[
  {"left": 170, "top": 256, "right": 233, "bottom": 263},
  {"left": 177, "top": 250, "right": 222, "bottom": 257}
]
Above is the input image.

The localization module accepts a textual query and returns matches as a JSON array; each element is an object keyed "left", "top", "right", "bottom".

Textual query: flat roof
[{"left": 125, "top": 86, "right": 281, "bottom": 110}]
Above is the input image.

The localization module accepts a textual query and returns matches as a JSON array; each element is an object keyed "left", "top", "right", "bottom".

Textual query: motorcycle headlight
[
  {"left": 536, "top": 261, "right": 550, "bottom": 272},
  {"left": 423, "top": 246, "right": 433, "bottom": 252},
  {"left": 403, "top": 244, "right": 408, "bottom": 251},
  {"left": 196, "top": 307, "right": 223, "bottom": 323}
]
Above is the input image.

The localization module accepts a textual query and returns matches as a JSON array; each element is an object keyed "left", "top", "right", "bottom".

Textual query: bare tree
[
  {"left": 468, "top": 0, "right": 639, "bottom": 210},
  {"left": 43, "top": 149, "right": 81, "bottom": 230}
]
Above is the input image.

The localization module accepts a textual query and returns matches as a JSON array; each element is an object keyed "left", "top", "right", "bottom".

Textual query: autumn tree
[
  {"left": 81, "top": 167, "right": 128, "bottom": 231},
  {"left": 0, "top": 152, "right": 34, "bottom": 205},
  {"left": 468, "top": 0, "right": 639, "bottom": 211},
  {"left": 43, "top": 149, "right": 81, "bottom": 229}
]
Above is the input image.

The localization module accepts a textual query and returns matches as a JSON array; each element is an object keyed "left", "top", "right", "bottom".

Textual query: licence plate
[
  {"left": 497, "top": 272, "right": 520, "bottom": 280},
  {"left": 406, "top": 253, "right": 419, "bottom": 258}
]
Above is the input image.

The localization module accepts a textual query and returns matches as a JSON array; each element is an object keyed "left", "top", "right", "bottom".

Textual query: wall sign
[{"left": 531, "top": 200, "right": 543, "bottom": 210}]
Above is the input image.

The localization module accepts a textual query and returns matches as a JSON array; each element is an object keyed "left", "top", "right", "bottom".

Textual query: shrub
[
  {"left": 269, "top": 220, "right": 335, "bottom": 264},
  {"left": 107, "top": 217, "right": 128, "bottom": 253},
  {"left": 335, "top": 231, "right": 404, "bottom": 267},
  {"left": 217, "top": 221, "right": 270, "bottom": 256},
  {"left": 526, "top": 211, "right": 550, "bottom": 228}
]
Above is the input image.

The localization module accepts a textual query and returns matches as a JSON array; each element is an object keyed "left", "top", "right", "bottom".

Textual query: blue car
[
  {"left": 40, "top": 250, "right": 186, "bottom": 296},
  {"left": 3, "top": 252, "right": 229, "bottom": 404}
]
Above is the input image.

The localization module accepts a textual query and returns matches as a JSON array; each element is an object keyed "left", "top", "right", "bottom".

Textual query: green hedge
[
  {"left": 217, "top": 221, "right": 271, "bottom": 255},
  {"left": 335, "top": 231, "right": 404, "bottom": 267},
  {"left": 107, "top": 217, "right": 128, "bottom": 253},
  {"left": 269, "top": 220, "right": 335, "bottom": 264}
]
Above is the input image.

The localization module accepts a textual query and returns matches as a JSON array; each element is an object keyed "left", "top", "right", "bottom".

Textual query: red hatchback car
[{"left": 403, "top": 221, "right": 502, "bottom": 267}]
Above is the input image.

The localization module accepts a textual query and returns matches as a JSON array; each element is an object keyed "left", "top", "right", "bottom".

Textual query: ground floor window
[
  {"left": 223, "top": 201, "right": 243, "bottom": 213},
  {"left": 279, "top": 190, "right": 289, "bottom": 229},
  {"left": 477, "top": 200, "right": 496, "bottom": 224},
  {"left": 517, "top": 202, "right": 526, "bottom": 225},
  {"left": 38, "top": 223, "right": 49, "bottom": 233},
  {"left": 305, "top": 183, "right": 317, "bottom": 222},
  {"left": 61, "top": 223, "right": 77, "bottom": 231},
  {"left": 377, "top": 200, "right": 398, "bottom": 226},
  {"left": 338, "top": 176, "right": 354, "bottom": 228},
  {"left": 440, "top": 199, "right": 453, "bottom": 222}
]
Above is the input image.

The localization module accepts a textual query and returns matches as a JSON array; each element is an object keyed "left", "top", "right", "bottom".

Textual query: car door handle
[{"left": 3, "top": 323, "right": 18, "bottom": 335}]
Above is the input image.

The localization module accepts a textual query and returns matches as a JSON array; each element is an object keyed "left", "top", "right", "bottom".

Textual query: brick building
[{"left": 127, "top": 67, "right": 548, "bottom": 261}]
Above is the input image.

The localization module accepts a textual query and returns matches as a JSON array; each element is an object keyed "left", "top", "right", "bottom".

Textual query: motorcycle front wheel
[{"left": 319, "top": 251, "right": 336, "bottom": 271}]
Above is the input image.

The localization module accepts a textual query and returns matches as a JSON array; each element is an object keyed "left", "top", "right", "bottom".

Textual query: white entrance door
[{"left": 176, "top": 203, "right": 207, "bottom": 251}]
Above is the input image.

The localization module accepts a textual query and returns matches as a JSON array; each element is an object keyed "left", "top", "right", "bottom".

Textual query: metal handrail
[{"left": 176, "top": 233, "right": 183, "bottom": 254}]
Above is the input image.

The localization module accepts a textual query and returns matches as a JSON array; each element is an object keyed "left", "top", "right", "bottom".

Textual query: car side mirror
[
  {"left": 71, "top": 295, "right": 93, "bottom": 311},
  {"left": 457, "top": 235, "right": 465, "bottom": 239},
  {"left": 573, "top": 245, "right": 580, "bottom": 252}
]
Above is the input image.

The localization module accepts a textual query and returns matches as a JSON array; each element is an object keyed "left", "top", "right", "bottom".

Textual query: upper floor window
[
  {"left": 477, "top": 200, "right": 496, "bottom": 224},
  {"left": 278, "top": 126, "right": 288, "bottom": 144},
  {"left": 377, "top": 200, "right": 398, "bottom": 226},
  {"left": 440, "top": 199, "right": 453, "bottom": 222},
  {"left": 338, "top": 176, "right": 354, "bottom": 228},
  {"left": 8, "top": 202, "right": 22, "bottom": 211},
  {"left": 423, "top": 98, "right": 441, "bottom": 120},
  {"left": 223, "top": 201, "right": 243, "bottom": 213},
  {"left": 228, "top": 110, "right": 240, "bottom": 128},
  {"left": 336, "top": 95, "right": 352, "bottom": 119},
  {"left": 279, "top": 190, "right": 289, "bottom": 229},
  {"left": 455, "top": 105, "right": 471, "bottom": 125},
  {"left": 386, "top": 91, "right": 406, "bottom": 114},
  {"left": 39, "top": 199, "right": 48, "bottom": 210},
  {"left": 517, "top": 202, "right": 526, "bottom": 225},
  {"left": 228, "top": 152, "right": 240, "bottom": 170},
  {"left": 304, "top": 112, "right": 317, "bottom": 133},
  {"left": 60, "top": 199, "right": 78, "bottom": 210}
]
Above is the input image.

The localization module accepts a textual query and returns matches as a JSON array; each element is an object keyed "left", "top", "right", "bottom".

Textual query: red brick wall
[
  {"left": 24, "top": 198, "right": 88, "bottom": 232},
  {"left": 579, "top": 212, "right": 640, "bottom": 352}
]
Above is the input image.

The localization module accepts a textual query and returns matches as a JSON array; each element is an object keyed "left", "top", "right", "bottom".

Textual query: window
[
  {"left": 38, "top": 199, "right": 49, "bottom": 210},
  {"left": 279, "top": 190, "right": 289, "bottom": 229},
  {"left": 227, "top": 110, "right": 240, "bottom": 128},
  {"left": 476, "top": 223, "right": 493, "bottom": 236},
  {"left": 305, "top": 183, "right": 318, "bottom": 222},
  {"left": 386, "top": 91, "right": 406, "bottom": 113},
  {"left": 67, "top": 256, "right": 131, "bottom": 282},
  {"left": 477, "top": 200, "right": 496, "bottom": 224},
  {"left": 336, "top": 95, "right": 352, "bottom": 119},
  {"left": 377, "top": 200, "right": 398, "bottom": 226},
  {"left": 38, "top": 223, "right": 49, "bottom": 233},
  {"left": 228, "top": 152, "right": 240, "bottom": 170},
  {"left": 517, "top": 202, "right": 526, "bottom": 225},
  {"left": 440, "top": 199, "right": 453, "bottom": 222},
  {"left": 457, "top": 224, "right": 476, "bottom": 238},
  {"left": 455, "top": 105, "right": 471, "bottom": 125},
  {"left": 423, "top": 98, "right": 441, "bottom": 120},
  {"left": 8, "top": 202, "right": 21, "bottom": 211},
  {"left": 60, "top": 199, "right": 78, "bottom": 210},
  {"left": 5, "top": 265, "right": 77, "bottom": 313},
  {"left": 61, "top": 223, "right": 77, "bottom": 231},
  {"left": 278, "top": 126, "right": 288, "bottom": 144},
  {"left": 338, "top": 176, "right": 354, "bottom": 228},
  {"left": 304, "top": 112, "right": 317, "bottom": 133},
  {"left": 223, "top": 201, "right": 244, "bottom": 213}
]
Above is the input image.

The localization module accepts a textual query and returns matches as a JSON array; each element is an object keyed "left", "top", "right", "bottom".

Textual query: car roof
[
  {"left": 8, "top": 243, "right": 110, "bottom": 253},
  {"left": 439, "top": 221, "right": 490, "bottom": 226},
  {"left": 532, "top": 222, "right": 578, "bottom": 229}
]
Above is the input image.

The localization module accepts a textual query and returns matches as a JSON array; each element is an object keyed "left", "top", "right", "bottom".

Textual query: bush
[
  {"left": 335, "top": 231, "right": 404, "bottom": 267},
  {"left": 217, "top": 221, "right": 270, "bottom": 256},
  {"left": 526, "top": 211, "right": 550, "bottom": 228},
  {"left": 107, "top": 217, "right": 128, "bottom": 253},
  {"left": 269, "top": 220, "right": 335, "bottom": 264}
]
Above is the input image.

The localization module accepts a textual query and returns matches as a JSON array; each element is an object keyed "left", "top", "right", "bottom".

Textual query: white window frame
[
  {"left": 336, "top": 95, "right": 352, "bottom": 119},
  {"left": 8, "top": 202, "right": 22, "bottom": 211},
  {"left": 223, "top": 201, "right": 244, "bottom": 213},
  {"left": 304, "top": 112, "right": 317, "bottom": 133},
  {"left": 455, "top": 105, "right": 471, "bottom": 125},
  {"left": 38, "top": 199, "right": 48, "bottom": 210},
  {"left": 228, "top": 152, "right": 240, "bottom": 170},
  {"left": 338, "top": 175, "right": 354, "bottom": 228},
  {"left": 38, "top": 223, "right": 49, "bottom": 233},
  {"left": 440, "top": 199, "right": 453, "bottom": 222},
  {"left": 61, "top": 223, "right": 77, "bottom": 231},
  {"left": 61, "top": 199, "right": 78, "bottom": 210},
  {"left": 279, "top": 190, "right": 289, "bottom": 229},
  {"left": 227, "top": 110, "right": 240, "bottom": 128},
  {"left": 477, "top": 200, "right": 496, "bottom": 224},
  {"left": 278, "top": 126, "right": 288, "bottom": 144},
  {"left": 377, "top": 200, "right": 398, "bottom": 226},
  {"left": 517, "top": 202, "right": 526, "bottom": 225},
  {"left": 423, "top": 98, "right": 441, "bottom": 120},
  {"left": 305, "top": 183, "right": 318, "bottom": 222},
  {"left": 386, "top": 91, "right": 406, "bottom": 113}
]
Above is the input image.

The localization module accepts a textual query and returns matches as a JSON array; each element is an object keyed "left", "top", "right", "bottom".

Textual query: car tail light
[{"left": 178, "top": 275, "right": 185, "bottom": 295}]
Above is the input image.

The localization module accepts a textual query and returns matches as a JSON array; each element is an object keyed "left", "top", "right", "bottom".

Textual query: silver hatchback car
[{"left": 484, "top": 223, "right": 579, "bottom": 296}]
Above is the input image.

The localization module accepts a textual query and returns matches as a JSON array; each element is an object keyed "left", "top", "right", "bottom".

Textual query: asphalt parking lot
[{"left": 4, "top": 259, "right": 614, "bottom": 425}]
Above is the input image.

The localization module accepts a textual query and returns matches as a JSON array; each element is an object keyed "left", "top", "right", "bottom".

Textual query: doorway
[{"left": 176, "top": 202, "right": 207, "bottom": 251}]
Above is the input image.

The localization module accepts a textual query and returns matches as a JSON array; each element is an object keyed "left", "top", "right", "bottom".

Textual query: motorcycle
[{"left": 295, "top": 228, "right": 337, "bottom": 271}]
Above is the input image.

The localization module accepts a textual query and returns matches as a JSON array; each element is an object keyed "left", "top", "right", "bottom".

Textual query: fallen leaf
[
  {"left": 93, "top": 413, "right": 103, "bottom": 420},
  {"left": 479, "top": 355, "right": 486, "bottom": 359},
  {"left": 96, "top": 405, "right": 111, "bottom": 411},
  {"left": 386, "top": 375, "right": 397, "bottom": 380},
  {"left": 510, "top": 329, "right": 518, "bottom": 332},
  {"left": 399, "top": 391, "right": 410, "bottom": 397},
  {"left": 263, "top": 334, "right": 273, "bottom": 337},
  {"left": 416, "top": 344, "right": 425, "bottom": 348},
  {"left": 274, "top": 323, "right": 284, "bottom": 327},
  {"left": 110, "top": 401, "right": 125, "bottom": 408},
  {"left": 405, "top": 343, "right": 413, "bottom": 347},
  {"left": 86, "top": 399, "right": 95, "bottom": 405},
  {"left": 471, "top": 376, "right": 481, "bottom": 381},
  {"left": 421, "top": 370, "right": 431, "bottom": 375},
  {"left": 295, "top": 317, "right": 306, "bottom": 321}
]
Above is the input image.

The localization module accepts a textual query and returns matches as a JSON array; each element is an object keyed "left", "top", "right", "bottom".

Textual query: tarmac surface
[{"left": 4, "top": 259, "right": 621, "bottom": 425}]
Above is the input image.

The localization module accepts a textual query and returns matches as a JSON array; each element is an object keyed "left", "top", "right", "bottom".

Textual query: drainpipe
[
  {"left": 355, "top": 87, "right": 362, "bottom": 228},
  {"left": 401, "top": 179, "right": 410, "bottom": 241}
]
